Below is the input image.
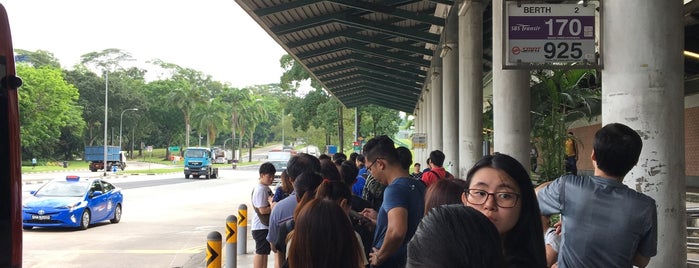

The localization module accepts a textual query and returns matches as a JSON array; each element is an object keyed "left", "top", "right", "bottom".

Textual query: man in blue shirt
[
  {"left": 361, "top": 136, "right": 425, "bottom": 268},
  {"left": 538, "top": 123, "right": 657, "bottom": 268}
]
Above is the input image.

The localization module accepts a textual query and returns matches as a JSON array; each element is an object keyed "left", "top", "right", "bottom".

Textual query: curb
[{"left": 21, "top": 170, "right": 182, "bottom": 185}]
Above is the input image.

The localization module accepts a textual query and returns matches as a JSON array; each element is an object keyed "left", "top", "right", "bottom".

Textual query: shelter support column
[
  {"left": 419, "top": 97, "right": 427, "bottom": 163},
  {"left": 430, "top": 59, "right": 443, "bottom": 152},
  {"left": 492, "top": 0, "right": 530, "bottom": 166},
  {"left": 415, "top": 101, "right": 423, "bottom": 164},
  {"left": 602, "top": 1, "right": 685, "bottom": 267},
  {"left": 425, "top": 88, "right": 433, "bottom": 153},
  {"left": 442, "top": 6, "right": 460, "bottom": 176},
  {"left": 458, "top": 0, "right": 484, "bottom": 175}
]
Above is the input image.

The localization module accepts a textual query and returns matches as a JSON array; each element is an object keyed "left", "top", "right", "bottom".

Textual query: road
[{"left": 21, "top": 166, "right": 271, "bottom": 268}]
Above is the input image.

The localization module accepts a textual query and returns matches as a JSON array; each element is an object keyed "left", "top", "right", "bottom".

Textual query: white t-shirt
[{"left": 252, "top": 183, "right": 272, "bottom": 231}]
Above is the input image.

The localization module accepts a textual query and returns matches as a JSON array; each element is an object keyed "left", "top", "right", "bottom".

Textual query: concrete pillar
[
  {"left": 492, "top": 0, "right": 530, "bottom": 166},
  {"left": 422, "top": 97, "right": 429, "bottom": 164},
  {"left": 458, "top": 0, "right": 485, "bottom": 176},
  {"left": 601, "top": 1, "right": 685, "bottom": 267},
  {"left": 442, "top": 7, "right": 459, "bottom": 176},
  {"left": 422, "top": 87, "right": 433, "bottom": 150},
  {"left": 419, "top": 91, "right": 432, "bottom": 162},
  {"left": 431, "top": 56, "right": 443, "bottom": 151},
  {"left": 415, "top": 108, "right": 421, "bottom": 164}
]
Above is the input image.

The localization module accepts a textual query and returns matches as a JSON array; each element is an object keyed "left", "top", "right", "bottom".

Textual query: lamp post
[
  {"left": 119, "top": 108, "right": 138, "bottom": 150},
  {"left": 223, "top": 138, "right": 232, "bottom": 151},
  {"left": 103, "top": 71, "right": 109, "bottom": 176}
]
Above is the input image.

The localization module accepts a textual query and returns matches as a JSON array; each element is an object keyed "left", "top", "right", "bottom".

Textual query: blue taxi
[{"left": 22, "top": 176, "right": 123, "bottom": 230}]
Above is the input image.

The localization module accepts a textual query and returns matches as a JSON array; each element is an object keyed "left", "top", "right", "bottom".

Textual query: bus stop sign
[{"left": 505, "top": 2, "right": 599, "bottom": 69}]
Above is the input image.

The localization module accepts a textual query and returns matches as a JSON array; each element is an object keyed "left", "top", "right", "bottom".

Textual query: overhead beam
[
  {"left": 254, "top": 0, "right": 321, "bottom": 17},
  {"left": 345, "top": 31, "right": 434, "bottom": 56},
  {"left": 307, "top": 55, "right": 424, "bottom": 76},
  {"left": 296, "top": 41, "right": 430, "bottom": 67},
  {"left": 321, "top": 69, "right": 421, "bottom": 86},
  {"left": 426, "top": 0, "right": 455, "bottom": 5},
  {"left": 340, "top": 14, "right": 441, "bottom": 44},
  {"left": 328, "top": 0, "right": 445, "bottom": 26},
  {"left": 348, "top": 44, "right": 431, "bottom": 67},
  {"left": 335, "top": 85, "right": 419, "bottom": 103},
  {"left": 317, "top": 63, "right": 423, "bottom": 82},
  {"left": 339, "top": 90, "right": 414, "bottom": 111},
  {"left": 271, "top": 13, "right": 340, "bottom": 35},
  {"left": 330, "top": 79, "right": 421, "bottom": 96}
]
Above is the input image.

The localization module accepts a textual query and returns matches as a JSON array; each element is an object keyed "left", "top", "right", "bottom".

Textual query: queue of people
[{"left": 250, "top": 122, "right": 657, "bottom": 268}]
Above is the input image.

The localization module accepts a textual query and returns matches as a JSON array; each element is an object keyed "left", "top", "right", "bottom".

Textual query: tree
[
  {"left": 14, "top": 49, "right": 61, "bottom": 69},
  {"left": 530, "top": 69, "right": 600, "bottom": 181},
  {"left": 279, "top": 54, "right": 322, "bottom": 93},
  {"left": 361, "top": 104, "right": 401, "bottom": 137},
  {"left": 141, "top": 79, "right": 185, "bottom": 158},
  {"left": 220, "top": 86, "right": 251, "bottom": 160},
  {"left": 17, "top": 63, "right": 85, "bottom": 159},
  {"left": 193, "top": 98, "right": 227, "bottom": 147},
  {"left": 151, "top": 60, "right": 211, "bottom": 148},
  {"left": 237, "top": 94, "right": 269, "bottom": 161},
  {"left": 76, "top": 49, "right": 147, "bottom": 148},
  {"left": 63, "top": 65, "right": 106, "bottom": 146}
]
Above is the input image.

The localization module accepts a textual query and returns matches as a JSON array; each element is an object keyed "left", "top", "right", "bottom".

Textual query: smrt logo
[
  {"left": 512, "top": 46, "right": 521, "bottom": 55},
  {"left": 512, "top": 46, "right": 541, "bottom": 55}
]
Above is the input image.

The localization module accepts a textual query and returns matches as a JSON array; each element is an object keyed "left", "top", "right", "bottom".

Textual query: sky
[{"left": 0, "top": 0, "right": 288, "bottom": 88}]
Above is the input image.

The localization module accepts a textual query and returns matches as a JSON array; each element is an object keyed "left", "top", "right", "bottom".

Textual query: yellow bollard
[
  {"left": 237, "top": 204, "right": 247, "bottom": 255},
  {"left": 226, "top": 215, "right": 237, "bottom": 268},
  {"left": 206, "top": 231, "right": 222, "bottom": 268}
]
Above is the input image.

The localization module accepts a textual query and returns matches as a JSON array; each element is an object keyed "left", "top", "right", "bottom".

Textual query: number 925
[{"left": 544, "top": 42, "right": 583, "bottom": 60}]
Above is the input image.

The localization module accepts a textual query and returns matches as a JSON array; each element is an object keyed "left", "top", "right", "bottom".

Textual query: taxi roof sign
[{"left": 65, "top": 175, "right": 80, "bottom": 181}]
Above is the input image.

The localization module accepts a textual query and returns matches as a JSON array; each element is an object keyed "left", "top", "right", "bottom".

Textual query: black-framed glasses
[
  {"left": 367, "top": 157, "right": 384, "bottom": 172},
  {"left": 465, "top": 189, "right": 520, "bottom": 208}
]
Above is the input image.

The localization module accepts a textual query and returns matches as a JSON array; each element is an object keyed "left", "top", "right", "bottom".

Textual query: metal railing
[{"left": 687, "top": 207, "right": 699, "bottom": 266}]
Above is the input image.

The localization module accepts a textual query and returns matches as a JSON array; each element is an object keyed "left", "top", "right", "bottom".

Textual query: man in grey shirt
[{"left": 538, "top": 123, "right": 657, "bottom": 268}]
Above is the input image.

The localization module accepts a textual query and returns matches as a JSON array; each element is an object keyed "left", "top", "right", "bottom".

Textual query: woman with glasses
[{"left": 461, "top": 153, "right": 546, "bottom": 268}]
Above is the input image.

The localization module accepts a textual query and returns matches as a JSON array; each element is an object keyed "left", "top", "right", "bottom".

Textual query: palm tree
[
  {"left": 193, "top": 98, "right": 227, "bottom": 147},
  {"left": 168, "top": 84, "right": 206, "bottom": 147},
  {"left": 238, "top": 96, "right": 269, "bottom": 162},
  {"left": 530, "top": 68, "right": 601, "bottom": 181},
  {"left": 220, "top": 87, "right": 250, "bottom": 160}
]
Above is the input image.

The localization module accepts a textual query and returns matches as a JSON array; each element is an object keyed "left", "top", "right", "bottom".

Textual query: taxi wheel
[
  {"left": 110, "top": 204, "right": 122, "bottom": 223},
  {"left": 22, "top": 225, "right": 32, "bottom": 230},
  {"left": 79, "top": 210, "right": 91, "bottom": 230}
]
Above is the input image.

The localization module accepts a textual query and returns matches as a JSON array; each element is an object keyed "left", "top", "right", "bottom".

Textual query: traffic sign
[
  {"left": 505, "top": 2, "right": 599, "bottom": 69},
  {"left": 413, "top": 133, "right": 427, "bottom": 149}
]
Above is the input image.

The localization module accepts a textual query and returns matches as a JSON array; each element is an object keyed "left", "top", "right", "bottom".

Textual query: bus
[{"left": 0, "top": 3, "right": 25, "bottom": 267}]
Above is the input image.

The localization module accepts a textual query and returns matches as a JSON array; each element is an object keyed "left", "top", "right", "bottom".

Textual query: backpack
[
  {"left": 429, "top": 169, "right": 454, "bottom": 180},
  {"left": 362, "top": 174, "right": 386, "bottom": 211}
]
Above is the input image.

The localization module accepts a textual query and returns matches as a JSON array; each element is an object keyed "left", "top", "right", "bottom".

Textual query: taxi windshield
[{"left": 35, "top": 181, "right": 89, "bottom": 197}]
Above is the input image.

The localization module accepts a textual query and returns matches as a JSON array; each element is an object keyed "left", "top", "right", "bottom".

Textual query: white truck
[{"left": 213, "top": 147, "right": 233, "bottom": 164}]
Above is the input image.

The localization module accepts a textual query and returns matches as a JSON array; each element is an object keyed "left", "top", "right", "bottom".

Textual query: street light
[
  {"left": 119, "top": 108, "right": 138, "bottom": 150},
  {"left": 223, "top": 138, "right": 232, "bottom": 151},
  {"left": 103, "top": 71, "right": 109, "bottom": 176}
]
